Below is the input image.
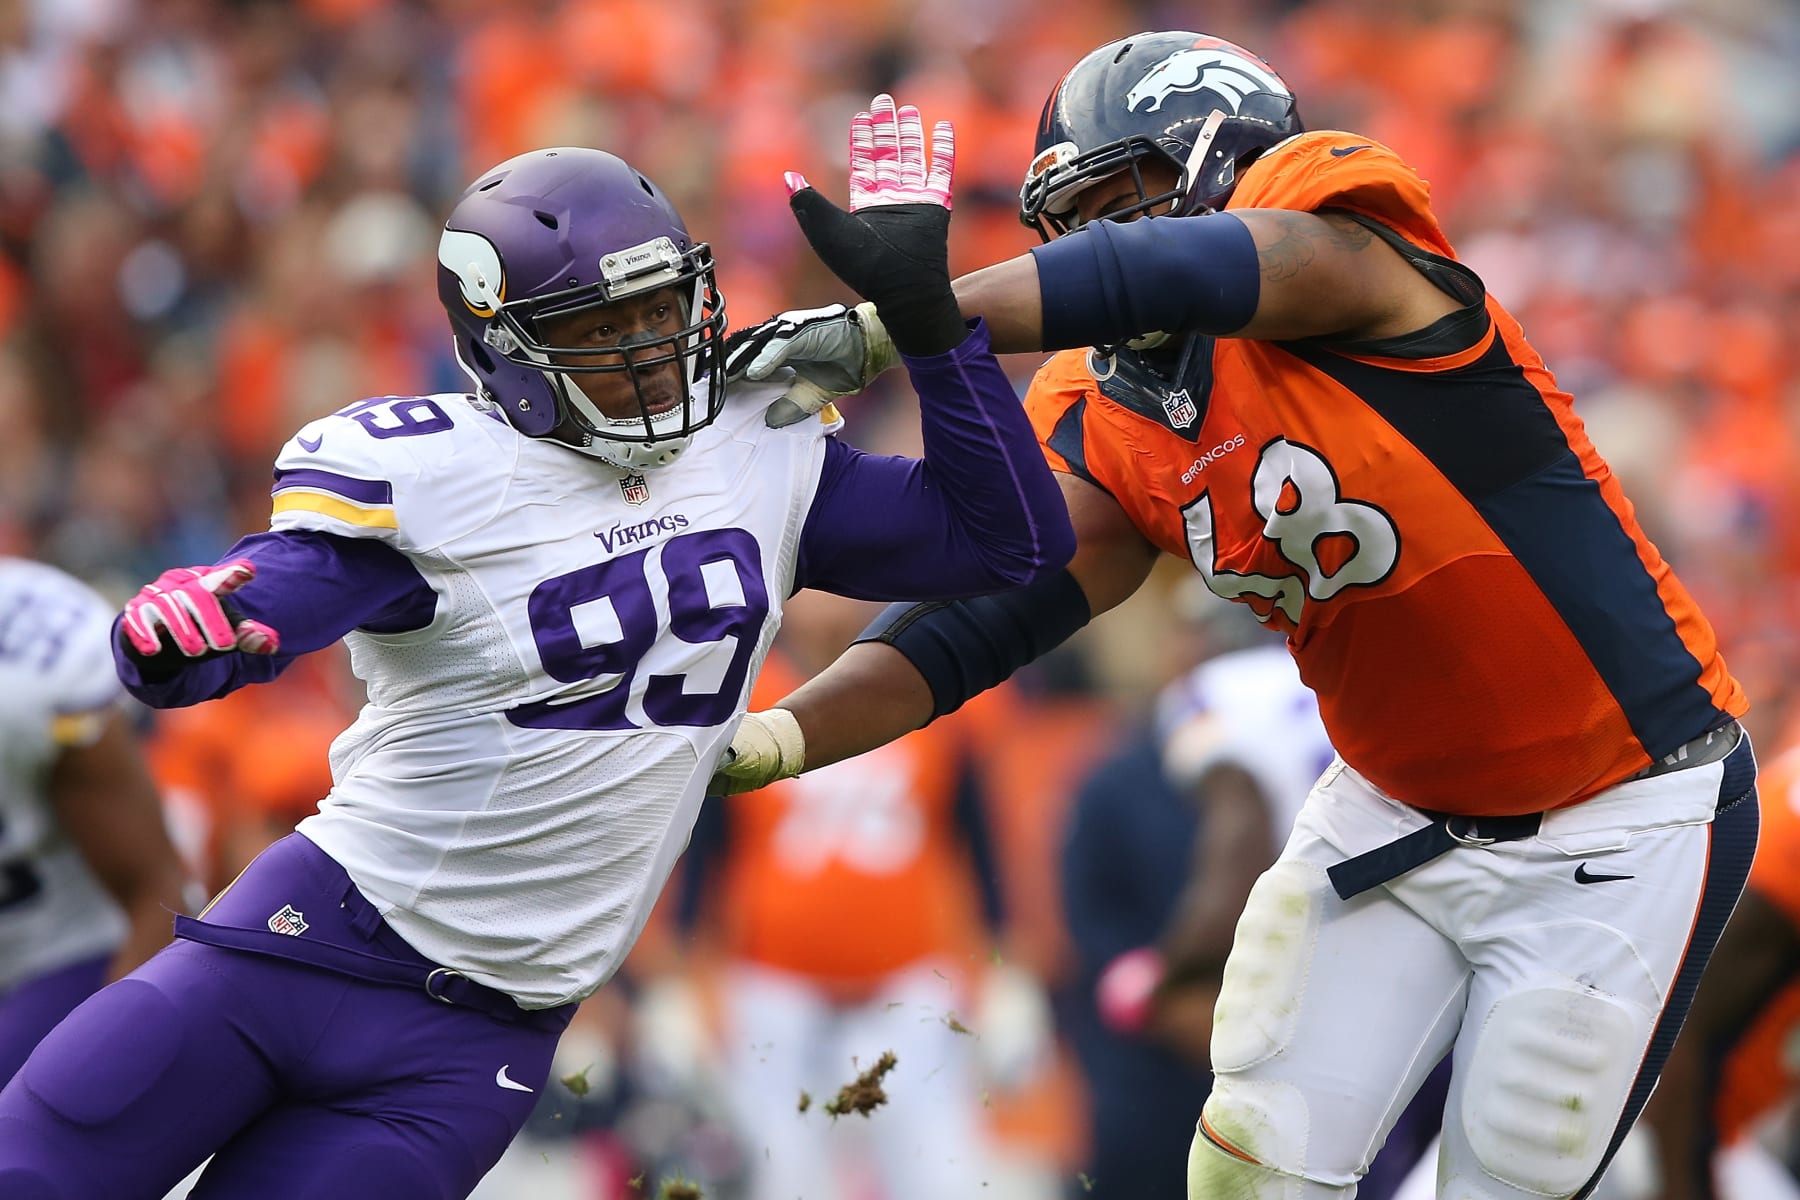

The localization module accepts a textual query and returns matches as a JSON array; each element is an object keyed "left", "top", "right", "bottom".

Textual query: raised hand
[
  {"left": 120, "top": 560, "right": 281, "bottom": 661},
  {"left": 785, "top": 95, "right": 967, "bottom": 357}
]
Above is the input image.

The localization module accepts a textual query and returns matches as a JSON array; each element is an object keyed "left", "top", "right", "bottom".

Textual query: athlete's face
[
  {"left": 538, "top": 286, "right": 686, "bottom": 422},
  {"left": 1072, "top": 160, "right": 1183, "bottom": 230}
]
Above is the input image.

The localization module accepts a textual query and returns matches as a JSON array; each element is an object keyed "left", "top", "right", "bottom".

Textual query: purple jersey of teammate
[{"left": 0, "top": 135, "right": 1071, "bottom": 1197}]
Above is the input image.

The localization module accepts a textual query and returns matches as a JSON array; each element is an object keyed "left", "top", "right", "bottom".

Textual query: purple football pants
[
  {"left": 0, "top": 835, "right": 576, "bottom": 1199},
  {"left": 0, "top": 953, "right": 110, "bottom": 1086}
]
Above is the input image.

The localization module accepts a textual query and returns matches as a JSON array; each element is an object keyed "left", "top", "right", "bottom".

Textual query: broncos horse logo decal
[{"left": 1125, "top": 46, "right": 1288, "bottom": 115}]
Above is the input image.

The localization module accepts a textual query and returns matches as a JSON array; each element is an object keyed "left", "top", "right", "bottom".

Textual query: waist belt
[
  {"left": 1326, "top": 720, "right": 1744, "bottom": 902},
  {"left": 173, "top": 915, "right": 558, "bottom": 1028},
  {"left": 1327, "top": 811, "right": 1542, "bottom": 901}
]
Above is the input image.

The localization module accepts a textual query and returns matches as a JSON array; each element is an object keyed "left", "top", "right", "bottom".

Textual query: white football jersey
[
  {"left": 274, "top": 382, "right": 840, "bottom": 1007},
  {"left": 0, "top": 558, "right": 128, "bottom": 989},
  {"left": 1155, "top": 642, "right": 1336, "bottom": 840}
]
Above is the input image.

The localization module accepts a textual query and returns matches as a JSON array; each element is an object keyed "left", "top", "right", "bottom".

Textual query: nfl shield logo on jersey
[
  {"left": 620, "top": 473, "right": 651, "bottom": 506},
  {"left": 267, "top": 904, "right": 309, "bottom": 936},
  {"left": 1163, "top": 388, "right": 1198, "bottom": 429}
]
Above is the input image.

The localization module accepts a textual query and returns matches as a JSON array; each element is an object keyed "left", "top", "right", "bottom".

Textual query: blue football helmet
[
  {"left": 1020, "top": 31, "right": 1304, "bottom": 240},
  {"left": 436, "top": 148, "right": 727, "bottom": 471}
]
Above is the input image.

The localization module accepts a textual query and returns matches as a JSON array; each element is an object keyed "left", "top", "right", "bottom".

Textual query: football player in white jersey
[
  {"left": 0, "top": 98, "right": 1074, "bottom": 1199},
  {"left": 0, "top": 557, "right": 194, "bottom": 1084}
]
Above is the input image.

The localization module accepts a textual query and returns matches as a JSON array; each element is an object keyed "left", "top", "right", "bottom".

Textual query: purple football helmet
[
  {"left": 1020, "top": 32, "right": 1303, "bottom": 240},
  {"left": 436, "top": 148, "right": 726, "bottom": 470}
]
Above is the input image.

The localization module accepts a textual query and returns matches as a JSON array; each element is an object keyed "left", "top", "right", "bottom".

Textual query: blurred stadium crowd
[{"left": 5, "top": 0, "right": 1800, "bottom": 1196}]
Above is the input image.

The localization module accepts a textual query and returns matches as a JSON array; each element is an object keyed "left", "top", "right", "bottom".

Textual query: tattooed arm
[
  {"left": 952, "top": 207, "right": 1462, "bottom": 353},
  {"left": 1231, "top": 209, "right": 1460, "bottom": 341}
]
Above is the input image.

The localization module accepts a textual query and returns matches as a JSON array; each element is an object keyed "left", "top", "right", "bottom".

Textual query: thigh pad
[
  {"left": 1212, "top": 862, "right": 1326, "bottom": 1075},
  {"left": 1458, "top": 984, "right": 1642, "bottom": 1197}
]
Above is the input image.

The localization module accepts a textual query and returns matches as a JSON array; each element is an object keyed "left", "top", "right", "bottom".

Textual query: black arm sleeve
[{"left": 854, "top": 567, "right": 1092, "bottom": 719}]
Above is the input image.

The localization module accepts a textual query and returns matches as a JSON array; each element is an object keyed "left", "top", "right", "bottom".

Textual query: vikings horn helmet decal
[
  {"left": 439, "top": 229, "right": 506, "bottom": 318},
  {"left": 1020, "top": 31, "right": 1304, "bottom": 239}
]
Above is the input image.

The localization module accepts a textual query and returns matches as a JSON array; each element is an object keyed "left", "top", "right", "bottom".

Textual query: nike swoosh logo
[
  {"left": 1574, "top": 863, "right": 1634, "bottom": 885},
  {"left": 495, "top": 1065, "right": 534, "bottom": 1093},
  {"left": 1329, "top": 145, "right": 1372, "bottom": 157},
  {"left": 297, "top": 434, "right": 324, "bottom": 452}
]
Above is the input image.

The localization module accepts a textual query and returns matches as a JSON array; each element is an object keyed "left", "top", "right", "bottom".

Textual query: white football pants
[{"left": 1189, "top": 733, "right": 1758, "bottom": 1200}]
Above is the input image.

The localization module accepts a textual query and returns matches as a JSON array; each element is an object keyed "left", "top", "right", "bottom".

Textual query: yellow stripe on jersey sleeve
[
  {"left": 272, "top": 491, "right": 399, "bottom": 529},
  {"left": 49, "top": 710, "right": 108, "bottom": 748}
]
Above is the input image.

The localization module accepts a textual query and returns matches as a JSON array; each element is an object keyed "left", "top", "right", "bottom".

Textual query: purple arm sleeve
[
  {"left": 794, "top": 319, "right": 1074, "bottom": 600},
  {"left": 113, "top": 529, "right": 438, "bottom": 708}
]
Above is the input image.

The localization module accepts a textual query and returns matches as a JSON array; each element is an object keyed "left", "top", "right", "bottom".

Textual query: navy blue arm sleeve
[
  {"left": 113, "top": 529, "right": 438, "bottom": 708},
  {"left": 855, "top": 566, "right": 1092, "bottom": 719},
  {"left": 1029, "top": 212, "right": 1261, "bottom": 351},
  {"left": 794, "top": 319, "right": 1074, "bottom": 599}
]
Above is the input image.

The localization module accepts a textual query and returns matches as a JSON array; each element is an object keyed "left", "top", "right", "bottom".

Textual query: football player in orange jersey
[
  {"left": 678, "top": 588, "right": 1040, "bottom": 1200},
  {"left": 715, "top": 33, "right": 1759, "bottom": 1200}
]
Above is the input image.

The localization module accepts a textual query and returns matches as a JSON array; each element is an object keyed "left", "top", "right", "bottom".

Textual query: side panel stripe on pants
[{"left": 1575, "top": 735, "right": 1760, "bottom": 1200}]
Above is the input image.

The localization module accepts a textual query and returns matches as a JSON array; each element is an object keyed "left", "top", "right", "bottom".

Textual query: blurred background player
[
  {"left": 148, "top": 651, "right": 354, "bottom": 894},
  {"left": 0, "top": 555, "right": 194, "bottom": 1082},
  {"left": 673, "top": 587, "right": 1049, "bottom": 1200}
]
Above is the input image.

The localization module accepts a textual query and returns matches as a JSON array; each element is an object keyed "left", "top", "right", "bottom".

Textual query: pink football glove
[
  {"left": 783, "top": 94, "right": 966, "bottom": 357},
  {"left": 1096, "top": 946, "right": 1166, "bottom": 1035},
  {"left": 120, "top": 560, "right": 280, "bottom": 658},
  {"left": 784, "top": 92, "right": 955, "bottom": 210}
]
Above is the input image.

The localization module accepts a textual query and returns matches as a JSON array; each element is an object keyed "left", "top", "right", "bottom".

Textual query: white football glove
[
  {"left": 707, "top": 708, "right": 806, "bottom": 796},
  {"left": 971, "top": 961, "right": 1056, "bottom": 1090},
  {"left": 724, "top": 302, "right": 899, "bottom": 428}
]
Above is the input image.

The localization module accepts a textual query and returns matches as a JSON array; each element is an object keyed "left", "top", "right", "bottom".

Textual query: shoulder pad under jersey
[
  {"left": 715, "top": 371, "right": 846, "bottom": 441},
  {"left": 1230, "top": 130, "right": 1452, "bottom": 256},
  {"left": 269, "top": 393, "right": 516, "bottom": 553}
]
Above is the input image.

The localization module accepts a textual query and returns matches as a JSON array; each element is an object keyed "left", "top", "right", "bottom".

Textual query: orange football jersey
[
  {"left": 716, "top": 653, "right": 1006, "bottom": 994},
  {"left": 1714, "top": 744, "right": 1800, "bottom": 1144},
  {"left": 1025, "top": 131, "right": 1745, "bottom": 815}
]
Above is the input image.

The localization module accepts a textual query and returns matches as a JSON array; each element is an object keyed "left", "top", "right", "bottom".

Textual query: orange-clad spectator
[
  {"left": 1644, "top": 740, "right": 1800, "bottom": 1200},
  {"left": 450, "top": 7, "right": 571, "bottom": 183},
  {"left": 672, "top": 588, "right": 1052, "bottom": 1200}
]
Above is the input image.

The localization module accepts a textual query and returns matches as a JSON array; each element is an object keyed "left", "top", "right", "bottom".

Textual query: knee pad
[
  {"left": 21, "top": 980, "right": 183, "bottom": 1133},
  {"left": 1458, "top": 985, "right": 1641, "bottom": 1196},
  {"left": 1189, "top": 1083, "right": 1349, "bottom": 1199},
  {"left": 1211, "top": 862, "right": 1326, "bottom": 1074}
]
